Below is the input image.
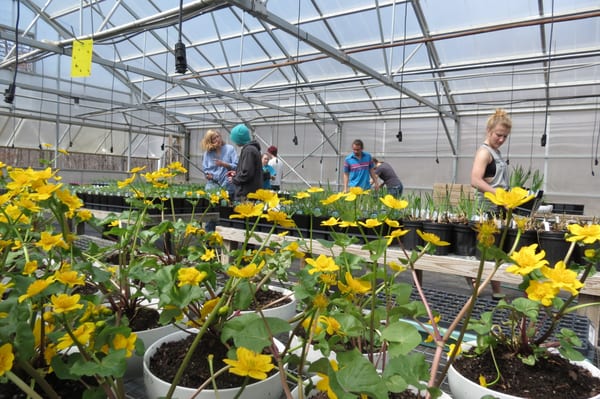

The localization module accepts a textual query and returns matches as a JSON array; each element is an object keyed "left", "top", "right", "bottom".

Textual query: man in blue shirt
[{"left": 343, "top": 139, "right": 379, "bottom": 192}]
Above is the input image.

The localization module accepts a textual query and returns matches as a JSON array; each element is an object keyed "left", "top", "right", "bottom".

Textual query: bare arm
[
  {"left": 369, "top": 168, "right": 380, "bottom": 190},
  {"left": 343, "top": 172, "right": 349, "bottom": 192},
  {"left": 471, "top": 147, "right": 495, "bottom": 194}
]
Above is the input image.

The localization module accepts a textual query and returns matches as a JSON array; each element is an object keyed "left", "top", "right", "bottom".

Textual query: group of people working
[{"left": 201, "top": 108, "right": 513, "bottom": 298}]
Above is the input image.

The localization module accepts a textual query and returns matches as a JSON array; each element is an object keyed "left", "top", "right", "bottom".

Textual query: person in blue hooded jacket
[{"left": 228, "top": 124, "right": 262, "bottom": 201}]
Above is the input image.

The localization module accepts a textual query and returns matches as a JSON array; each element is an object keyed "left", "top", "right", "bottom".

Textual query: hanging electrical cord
[
  {"left": 292, "top": 0, "right": 301, "bottom": 146},
  {"left": 592, "top": 96, "right": 600, "bottom": 176},
  {"left": 67, "top": 79, "right": 74, "bottom": 147},
  {"left": 506, "top": 65, "right": 515, "bottom": 165},
  {"left": 529, "top": 101, "right": 536, "bottom": 167},
  {"left": 541, "top": 0, "right": 555, "bottom": 147},
  {"left": 174, "top": 0, "right": 187, "bottom": 74},
  {"left": 109, "top": 48, "right": 116, "bottom": 154},
  {"left": 161, "top": 30, "right": 169, "bottom": 152},
  {"left": 37, "top": 59, "right": 45, "bottom": 150},
  {"left": 396, "top": 0, "right": 409, "bottom": 143},
  {"left": 4, "top": 0, "right": 19, "bottom": 104},
  {"left": 435, "top": 113, "right": 440, "bottom": 164}
]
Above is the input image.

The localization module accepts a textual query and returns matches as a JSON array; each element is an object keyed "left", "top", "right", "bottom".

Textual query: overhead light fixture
[
  {"left": 174, "top": 0, "right": 187, "bottom": 74},
  {"left": 4, "top": 84, "right": 15, "bottom": 104},
  {"left": 396, "top": 129, "right": 402, "bottom": 142},
  {"left": 174, "top": 41, "right": 187, "bottom": 74}
]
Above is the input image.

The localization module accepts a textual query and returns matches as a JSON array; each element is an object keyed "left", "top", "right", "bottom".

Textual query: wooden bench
[{"left": 216, "top": 225, "right": 600, "bottom": 347}]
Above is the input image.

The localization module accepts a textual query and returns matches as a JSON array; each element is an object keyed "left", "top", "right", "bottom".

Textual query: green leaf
[
  {"left": 221, "top": 313, "right": 291, "bottom": 352},
  {"left": 335, "top": 350, "right": 388, "bottom": 399},
  {"left": 381, "top": 321, "right": 422, "bottom": 356}
]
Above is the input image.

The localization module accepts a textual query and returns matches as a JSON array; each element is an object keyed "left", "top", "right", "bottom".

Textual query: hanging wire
[
  {"left": 529, "top": 101, "right": 536, "bottom": 168},
  {"left": 161, "top": 30, "right": 169, "bottom": 152},
  {"left": 4, "top": 0, "right": 19, "bottom": 104},
  {"left": 109, "top": 48, "right": 116, "bottom": 154},
  {"left": 396, "top": 0, "right": 409, "bottom": 142},
  {"left": 67, "top": 79, "right": 74, "bottom": 147},
  {"left": 434, "top": 114, "right": 440, "bottom": 164},
  {"left": 37, "top": 59, "right": 45, "bottom": 149},
  {"left": 292, "top": 0, "right": 301, "bottom": 146},
  {"left": 506, "top": 65, "right": 515, "bottom": 165},
  {"left": 540, "top": 0, "right": 555, "bottom": 147},
  {"left": 592, "top": 96, "right": 600, "bottom": 176}
]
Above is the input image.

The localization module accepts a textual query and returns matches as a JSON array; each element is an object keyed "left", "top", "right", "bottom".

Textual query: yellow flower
[
  {"left": 230, "top": 202, "right": 264, "bottom": 219},
  {"left": 384, "top": 218, "right": 400, "bottom": 228},
  {"left": 56, "top": 322, "right": 96, "bottom": 350},
  {"left": 55, "top": 188, "right": 83, "bottom": 218},
  {"left": 294, "top": 191, "right": 310, "bottom": 199},
  {"left": 313, "top": 293, "right": 329, "bottom": 310},
  {"left": 223, "top": 347, "right": 275, "bottom": 380},
  {"left": 201, "top": 248, "right": 216, "bottom": 261},
  {"left": 0, "top": 343, "right": 14, "bottom": 377},
  {"left": 0, "top": 281, "right": 14, "bottom": 296},
  {"left": 112, "top": 333, "right": 137, "bottom": 357},
  {"left": 379, "top": 194, "right": 408, "bottom": 210},
  {"left": 129, "top": 166, "right": 146, "bottom": 173},
  {"left": 566, "top": 224, "right": 600, "bottom": 244},
  {"left": 320, "top": 217, "right": 340, "bottom": 227},
  {"left": 168, "top": 161, "right": 187, "bottom": 173},
  {"left": 338, "top": 271, "right": 371, "bottom": 295},
  {"left": 177, "top": 267, "right": 208, "bottom": 287},
  {"left": 247, "top": 189, "right": 280, "bottom": 209},
  {"left": 54, "top": 270, "right": 85, "bottom": 287},
  {"left": 33, "top": 317, "right": 54, "bottom": 348},
  {"left": 316, "top": 360, "right": 339, "bottom": 399},
  {"left": 117, "top": 175, "right": 136, "bottom": 188},
  {"left": 345, "top": 186, "right": 367, "bottom": 201},
  {"left": 338, "top": 220, "right": 358, "bottom": 228},
  {"left": 319, "top": 273, "right": 337, "bottom": 286},
  {"left": 35, "top": 231, "right": 69, "bottom": 251},
  {"left": 264, "top": 210, "right": 295, "bottom": 228},
  {"left": 321, "top": 192, "right": 345, "bottom": 205},
  {"left": 479, "top": 374, "right": 488, "bottom": 387},
  {"left": 305, "top": 254, "right": 340, "bottom": 275},
  {"left": 386, "top": 228, "right": 409, "bottom": 245},
  {"left": 50, "top": 293, "right": 84, "bottom": 314},
  {"left": 526, "top": 280, "right": 559, "bottom": 306},
  {"left": 319, "top": 315, "right": 343, "bottom": 336},
  {"left": 185, "top": 223, "right": 202, "bottom": 236},
  {"left": 388, "top": 260, "right": 406, "bottom": 273},
  {"left": 507, "top": 244, "right": 548, "bottom": 276},
  {"left": 23, "top": 260, "right": 37, "bottom": 276},
  {"left": 227, "top": 260, "right": 265, "bottom": 278},
  {"left": 302, "top": 316, "right": 323, "bottom": 335},
  {"left": 307, "top": 187, "right": 324, "bottom": 193},
  {"left": 200, "top": 297, "right": 220, "bottom": 321},
  {"left": 417, "top": 230, "right": 450, "bottom": 247},
  {"left": 18, "top": 278, "right": 54, "bottom": 303},
  {"left": 282, "top": 241, "right": 305, "bottom": 259},
  {"left": 447, "top": 343, "right": 462, "bottom": 359},
  {"left": 542, "top": 261, "right": 584, "bottom": 296},
  {"left": 484, "top": 187, "right": 534, "bottom": 210},
  {"left": 358, "top": 218, "right": 382, "bottom": 229},
  {"left": 76, "top": 209, "right": 93, "bottom": 221},
  {"left": 475, "top": 220, "right": 499, "bottom": 247}
]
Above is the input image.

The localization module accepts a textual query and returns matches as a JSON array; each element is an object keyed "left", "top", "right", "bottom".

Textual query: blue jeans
[{"left": 387, "top": 184, "right": 403, "bottom": 197}]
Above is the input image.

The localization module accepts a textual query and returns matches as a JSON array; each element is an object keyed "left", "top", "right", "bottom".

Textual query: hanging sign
[{"left": 71, "top": 39, "right": 93, "bottom": 77}]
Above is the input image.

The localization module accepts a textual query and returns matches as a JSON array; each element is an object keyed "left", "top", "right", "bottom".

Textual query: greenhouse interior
[{"left": 3, "top": 2, "right": 600, "bottom": 399}]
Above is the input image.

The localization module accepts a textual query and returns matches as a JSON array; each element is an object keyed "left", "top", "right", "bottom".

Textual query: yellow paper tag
[{"left": 71, "top": 39, "right": 93, "bottom": 77}]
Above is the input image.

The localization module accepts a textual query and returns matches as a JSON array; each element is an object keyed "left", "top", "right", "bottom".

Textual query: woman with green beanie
[{"left": 228, "top": 124, "right": 262, "bottom": 201}]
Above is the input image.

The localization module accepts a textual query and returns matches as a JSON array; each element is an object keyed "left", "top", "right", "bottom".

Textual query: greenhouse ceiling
[{"left": 0, "top": 0, "right": 599, "bottom": 145}]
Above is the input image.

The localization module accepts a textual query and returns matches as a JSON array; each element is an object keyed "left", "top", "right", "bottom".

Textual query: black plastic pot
[{"left": 452, "top": 222, "right": 477, "bottom": 256}]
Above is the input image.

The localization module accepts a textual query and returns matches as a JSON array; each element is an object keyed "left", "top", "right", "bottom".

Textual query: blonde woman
[
  {"left": 470, "top": 108, "right": 512, "bottom": 299},
  {"left": 201, "top": 129, "right": 238, "bottom": 198}
]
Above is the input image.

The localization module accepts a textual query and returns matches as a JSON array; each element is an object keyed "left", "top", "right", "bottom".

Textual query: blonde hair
[
  {"left": 201, "top": 129, "right": 222, "bottom": 151},
  {"left": 486, "top": 108, "right": 512, "bottom": 132}
]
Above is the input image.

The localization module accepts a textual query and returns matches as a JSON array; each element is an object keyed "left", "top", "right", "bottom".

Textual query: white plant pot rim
[
  {"left": 448, "top": 342, "right": 600, "bottom": 399},
  {"left": 143, "top": 328, "right": 285, "bottom": 399}
]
